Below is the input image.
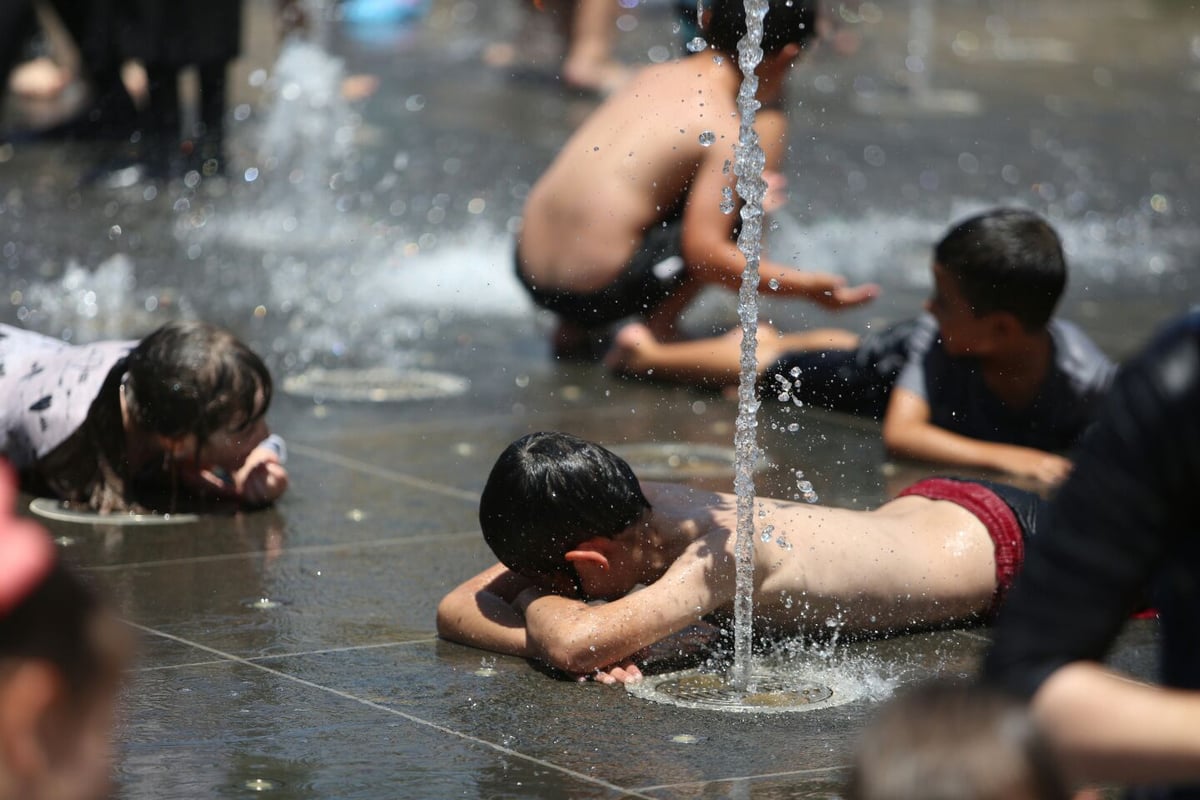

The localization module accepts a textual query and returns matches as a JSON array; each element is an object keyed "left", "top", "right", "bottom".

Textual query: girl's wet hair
[
  {"left": 34, "top": 321, "right": 272, "bottom": 512},
  {"left": 703, "top": 0, "right": 819, "bottom": 56},
  {"left": 478, "top": 431, "right": 651, "bottom": 585},
  {"left": 123, "top": 320, "right": 273, "bottom": 447}
]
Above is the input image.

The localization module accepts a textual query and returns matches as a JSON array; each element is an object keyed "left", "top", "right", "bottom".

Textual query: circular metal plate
[
  {"left": 608, "top": 443, "right": 767, "bottom": 480},
  {"left": 628, "top": 666, "right": 861, "bottom": 714},
  {"left": 28, "top": 498, "right": 200, "bottom": 526},
  {"left": 282, "top": 366, "right": 470, "bottom": 403}
]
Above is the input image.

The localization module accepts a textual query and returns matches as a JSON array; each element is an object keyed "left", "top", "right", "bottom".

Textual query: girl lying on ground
[{"left": 0, "top": 320, "right": 288, "bottom": 513}]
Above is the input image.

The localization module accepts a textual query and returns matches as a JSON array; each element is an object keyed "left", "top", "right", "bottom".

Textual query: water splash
[{"left": 730, "top": 0, "right": 770, "bottom": 692}]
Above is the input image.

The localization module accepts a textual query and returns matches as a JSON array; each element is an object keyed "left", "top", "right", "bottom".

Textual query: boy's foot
[
  {"left": 603, "top": 322, "right": 657, "bottom": 375},
  {"left": 561, "top": 57, "right": 631, "bottom": 96}
]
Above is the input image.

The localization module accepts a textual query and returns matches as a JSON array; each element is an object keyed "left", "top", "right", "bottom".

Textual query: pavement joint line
[
  {"left": 287, "top": 443, "right": 480, "bottom": 502},
  {"left": 132, "top": 639, "right": 438, "bottom": 673},
  {"left": 125, "top": 622, "right": 657, "bottom": 800},
  {"left": 285, "top": 402, "right": 639, "bottom": 440},
  {"left": 633, "top": 763, "right": 850, "bottom": 793},
  {"left": 81, "top": 530, "right": 480, "bottom": 573}
]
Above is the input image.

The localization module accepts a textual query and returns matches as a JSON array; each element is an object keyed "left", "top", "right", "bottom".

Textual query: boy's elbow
[
  {"left": 527, "top": 622, "right": 608, "bottom": 674},
  {"left": 540, "top": 641, "right": 605, "bottom": 675},
  {"left": 434, "top": 594, "right": 466, "bottom": 641}
]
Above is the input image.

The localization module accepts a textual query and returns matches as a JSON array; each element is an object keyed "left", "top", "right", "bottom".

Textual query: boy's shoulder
[{"left": 1047, "top": 317, "right": 1117, "bottom": 392}]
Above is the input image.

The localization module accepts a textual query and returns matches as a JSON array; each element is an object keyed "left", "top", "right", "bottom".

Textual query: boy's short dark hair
[
  {"left": 846, "top": 680, "right": 1069, "bottom": 800},
  {"left": 479, "top": 432, "right": 651, "bottom": 586},
  {"left": 934, "top": 208, "right": 1067, "bottom": 331},
  {"left": 703, "top": 0, "right": 819, "bottom": 56}
]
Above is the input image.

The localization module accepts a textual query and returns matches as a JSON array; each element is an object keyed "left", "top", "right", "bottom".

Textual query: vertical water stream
[{"left": 730, "top": 0, "right": 769, "bottom": 691}]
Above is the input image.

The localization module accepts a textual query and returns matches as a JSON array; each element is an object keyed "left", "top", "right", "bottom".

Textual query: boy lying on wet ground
[{"left": 437, "top": 431, "right": 1047, "bottom": 683}]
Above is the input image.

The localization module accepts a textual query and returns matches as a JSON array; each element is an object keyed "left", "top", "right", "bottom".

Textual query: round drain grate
[
  {"left": 282, "top": 366, "right": 470, "bottom": 403},
  {"left": 29, "top": 498, "right": 200, "bottom": 526},
  {"left": 628, "top": 667, "right": 859, "bottom": 714},
  {"left": 608, "top": 443, "right": 766, "bottom": 480}
]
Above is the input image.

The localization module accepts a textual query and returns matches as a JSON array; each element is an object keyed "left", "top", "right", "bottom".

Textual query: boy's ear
[
  {"left": 564, "top": 538, "right": 612, "bottom": 570},
  {"left": 0, "top": 661, "right": 62, "bottom": 779}
]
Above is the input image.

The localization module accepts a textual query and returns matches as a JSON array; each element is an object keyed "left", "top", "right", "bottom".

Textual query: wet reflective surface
[{"left": 2, "top": 0, "right": 1191, "bottom": 796}]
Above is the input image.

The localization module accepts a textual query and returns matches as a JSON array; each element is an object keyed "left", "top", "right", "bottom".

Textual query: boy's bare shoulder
[{"left": 617, "top": 56, "right": 740, "bottom": 125}]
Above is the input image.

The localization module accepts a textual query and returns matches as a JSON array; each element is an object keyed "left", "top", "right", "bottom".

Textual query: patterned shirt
[{"left": 0, "top": 325, "right": 134, "bottom": 469}]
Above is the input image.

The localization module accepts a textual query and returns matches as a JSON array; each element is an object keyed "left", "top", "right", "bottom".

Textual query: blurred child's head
[
  {"left": 929, "top": 209, "right": 1066, "bottom": 353},
  {"left": 478, "top": 432, "right": 651, "bottom": 596},
  {"left": 846, "top": 681, "right": 1069, "bottom": 800},
  {"left": 123, "top": 321, "right": 274, "bottom": 474},
  {"left": 703, "top": 0, "right": 819, "bottom": 57},
  {"left": 0, "top": 463, "right": 130, "bottom": 800}
]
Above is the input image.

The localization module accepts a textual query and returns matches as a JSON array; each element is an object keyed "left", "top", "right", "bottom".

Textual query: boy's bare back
[
  {"left": 519, "top": 54, "right": 744, "bottom": 292},
  {"left": 641, "top": 482, "right": 997, "bottom": 635}
]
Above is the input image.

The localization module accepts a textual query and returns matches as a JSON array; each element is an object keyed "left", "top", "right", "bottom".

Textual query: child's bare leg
[
  {"left": 606, "top": 323, "right": 856, "bottom": 387},
  {"left": 772, "top": 328, "right": 860, "bottom": 351},
  {"left": 561, "top": 0, "right": 631, "bottom": 94}
]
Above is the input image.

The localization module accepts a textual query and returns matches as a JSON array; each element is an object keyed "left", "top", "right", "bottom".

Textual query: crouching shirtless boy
[{"left": 437, "top": 431, "right": 1043, "bottom": 683}]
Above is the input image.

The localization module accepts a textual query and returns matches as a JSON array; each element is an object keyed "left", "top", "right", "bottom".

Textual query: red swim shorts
[{"left": 897, "top": 478, "right": 1026, "bottom": 616}]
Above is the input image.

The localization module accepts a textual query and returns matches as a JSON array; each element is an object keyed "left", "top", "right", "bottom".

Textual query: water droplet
[
  {"left": 346, "top": 509, "right": 366, "bottom": 522},
  {"left": 720, "top": 187, "right": 735, "bottom": 214},
  {"left": 669, "top": 733, "right": 706, "bottom": 744},
  {"left": 246, "top": 598, "right": 281, "bottom": 610},
  {"left": 698, "top": 130, "right": 716, "bottom": 147},
  {"left": 786, "top": 423, "right": 799, "bottom": 432},
  {"left": 768, "top": 278, "right": 780, "bottom": 291},
  {"left": 244, "top": 778, "right": 279, "bottom": 791},
  {"left": 686, "top": 36, "right": 708, "bottom": 53}
]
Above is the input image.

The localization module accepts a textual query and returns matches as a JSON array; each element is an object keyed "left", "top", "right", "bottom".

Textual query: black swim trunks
[
  {"left": 515, "top": 218, "right": 688, "bottom": 328},
  {"left": 760, "top": 318, "right": 922, "bottom": 418}
]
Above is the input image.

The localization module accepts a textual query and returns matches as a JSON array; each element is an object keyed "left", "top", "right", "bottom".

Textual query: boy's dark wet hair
[
  {"left": 703, "top": 0, "right": 819, "bottom": 57},
  {"left": 846, "top": 680, "right": 1069, "bottom": 800},
  {"left": 934, "top": 208, "right": 1067, "bottom": 331},
  {"left": 479, "top": 432, "right": 651, "bottom": 588}
]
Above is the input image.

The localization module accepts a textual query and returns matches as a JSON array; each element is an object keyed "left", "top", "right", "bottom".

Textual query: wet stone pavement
[{"left": 1, "top": 0, "right": 1194, "bottom": 797}]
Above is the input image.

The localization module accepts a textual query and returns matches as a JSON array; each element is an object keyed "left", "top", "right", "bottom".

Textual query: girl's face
[{"left": 197, "top": 414, "right": 269, "bottom": 474}]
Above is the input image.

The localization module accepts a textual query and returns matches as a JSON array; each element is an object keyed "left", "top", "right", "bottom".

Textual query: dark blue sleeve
[{"left": 983, "top": 311, "right": 1200, "bottom": 697}]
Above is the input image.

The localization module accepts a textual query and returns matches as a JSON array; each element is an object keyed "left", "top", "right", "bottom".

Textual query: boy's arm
[
  {"left": 881, "top": 387, "right": 1072, "bottom": 484},
  {"left": 435, "top": 563, "right": 533, "bottom": 658},
  {"left": 680, "top": 133, "right": 876, "bottom": 309},
  {"left": 1030, "top": 663, "right": 1200, "bottom": 784},
  {"left": 521, "top": 539, "right": 735, "bottom": 676}
]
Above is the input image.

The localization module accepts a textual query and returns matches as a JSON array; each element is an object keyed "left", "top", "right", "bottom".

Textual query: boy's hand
[
  {"left": 590, "top": 662, "right": 643, "bottom": 686},
  {"left": 802, "top": 273, "right": 880, "bottom": 309},
  {"left": 1003, "top": 449, "right": 1073, "bottom": 486},
  {"left": 763, "top": 171, "right": 788, "bottom": 213},
  {"left": 233, "top": 447, "right": 290, "bottom": 506}
]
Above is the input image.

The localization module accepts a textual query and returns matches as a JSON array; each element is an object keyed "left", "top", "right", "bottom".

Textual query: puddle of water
[
  {"left": 607, "top": 442, "right": 769, "bottom": 480},
  {"left": 281, "top": 366, "right": 470, "bottom": 402},
  {"left": 28, "top": 498, "right": 201, "bottom": 526}
]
